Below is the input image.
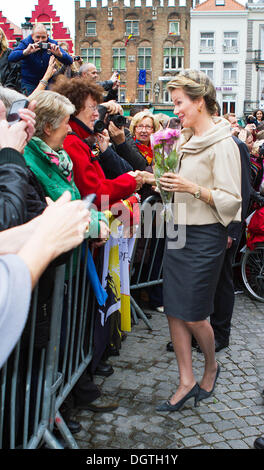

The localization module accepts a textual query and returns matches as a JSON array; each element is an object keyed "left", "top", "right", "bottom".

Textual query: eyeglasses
[
  {"left": 136, "top": 125, "right": 153, "bottom": 131},
  {"left": 87, "top": 104, "right": 98, "bottom": 112}
]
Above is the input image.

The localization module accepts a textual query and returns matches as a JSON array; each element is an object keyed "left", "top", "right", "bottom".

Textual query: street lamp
[{"left": 21, "top": 17, "right": 32, "bottom": 39}]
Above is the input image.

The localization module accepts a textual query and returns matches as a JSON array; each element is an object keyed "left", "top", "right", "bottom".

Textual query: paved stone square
[{"left": 71, "top": 292, "right": 264, "bottom": 450}]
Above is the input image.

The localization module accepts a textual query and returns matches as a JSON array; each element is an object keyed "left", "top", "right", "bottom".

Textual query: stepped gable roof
[
  {"left": 30, "top": 0, "right": 73, "bottom": 53},
  {"left": 0, "top": 11, "right": 22, "bottom": 45},
  {"left": 193, "top": 0, "right": 245, "bottom": 11}
]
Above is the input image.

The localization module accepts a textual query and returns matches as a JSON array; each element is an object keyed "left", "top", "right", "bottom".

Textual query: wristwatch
[{"left": 194, "top": 186, "right": 201, "bottom": 199}]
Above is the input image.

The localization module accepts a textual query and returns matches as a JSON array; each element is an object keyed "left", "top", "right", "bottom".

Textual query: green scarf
[{"left": 31, "top": 137, "right": 74, "bottom": 181}]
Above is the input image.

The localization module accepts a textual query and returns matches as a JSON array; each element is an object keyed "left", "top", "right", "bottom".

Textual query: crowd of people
[{"left": 0, "top": 23, "right": 264, "bottom": 450}]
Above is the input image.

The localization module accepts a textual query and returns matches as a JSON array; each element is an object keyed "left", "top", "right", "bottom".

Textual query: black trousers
[{"left": 210, "top": 241, "right": 237, "bottom": 343}]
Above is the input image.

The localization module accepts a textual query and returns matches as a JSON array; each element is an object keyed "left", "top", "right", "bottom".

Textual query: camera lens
[
  {"left": 111, "top": 114, "right": 126, "bottom": 128},
  {"left": 94, "top": 120, "right": 105, "bottom": 133}
]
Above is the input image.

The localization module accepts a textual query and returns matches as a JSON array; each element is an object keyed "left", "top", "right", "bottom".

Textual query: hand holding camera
[
  {"left": 95, "top": 129, "right": 110, "bottom": 153},
  {"left": 0, "top": 99, "right": 36, "bottom": 153},
  {"left": 94, "top": 103, "right": 126, "bottom": 134},
  {"left": 23, "top": 42, "right": 42, "bottom": 56},
  {"left": 108, "top": 120, "right": 125, "bottom": 145},
  {"left": 49, "top": 43, "right": 63, "bottom": 57}
]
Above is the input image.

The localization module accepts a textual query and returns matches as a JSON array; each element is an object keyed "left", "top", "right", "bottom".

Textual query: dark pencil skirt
[{"left": 163, "top": 223, "right": 228, "bottom": 322}]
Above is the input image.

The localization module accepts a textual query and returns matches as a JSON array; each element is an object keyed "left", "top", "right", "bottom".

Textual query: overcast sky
[{"left": 1, "top": 0, "right": 246, "bottom": 40}]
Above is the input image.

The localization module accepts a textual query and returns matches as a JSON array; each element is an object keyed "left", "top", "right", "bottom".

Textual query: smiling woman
[{"left": 154, "top": 69, "right": 242, "bottom": 414}]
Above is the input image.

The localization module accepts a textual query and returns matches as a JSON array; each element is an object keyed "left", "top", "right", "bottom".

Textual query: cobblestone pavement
[{"left": 71, "top": 293, "right": 264, "bottom": 450}]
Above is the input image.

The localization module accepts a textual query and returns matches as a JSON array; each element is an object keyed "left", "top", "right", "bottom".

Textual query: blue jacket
[{"left": 8, "top": 35, "right": 73, "bottom": 89}]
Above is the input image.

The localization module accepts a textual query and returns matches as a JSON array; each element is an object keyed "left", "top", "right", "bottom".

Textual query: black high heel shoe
[
  {"left": 156, "top": 383, "right": 200, "bottom": 412},
  {"left": 197, "top": 363, "right": 220, "bottom": 404}
]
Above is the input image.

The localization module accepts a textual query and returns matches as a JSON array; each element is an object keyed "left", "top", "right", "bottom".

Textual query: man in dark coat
[{"left": 209, "top": 136, "right": 252, "bottom": 351}]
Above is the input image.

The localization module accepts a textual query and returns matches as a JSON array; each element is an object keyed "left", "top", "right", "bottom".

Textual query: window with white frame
[
  {"left": 138, "top": 47, "right": 151, "bottom": 70},
  {"left": 222, "top": 94, "right": 236, "bottom": 115},
  {"left": 169, "top": 21, "right": 180, "bottom": 36},
  {"left": 118, "top": 83, "right": 126, "bottom": 103},
  {"left": 81, "top": 48, "right": 101, "bottom": 69},
  {"left": 138, "top": 82, "right": 151, "bottom": 103},
  {"left": 113, "top": 48, "right": 126, "bottom": 71},
  {"left": 163, "top": 47, "right": 184, "bottom": 70},
  {"left": 85, "top": 21, "right": 96, "bottom": 36},
  {"left": 200, "top": 32, "right": 215, "bottom": 53},
  {"left": 223, "top": 32, "right": 238, "bottom": 53},
  {"left": 125, "top": 20, "right": 139, "bottom": 36},
  {"left": 223, "top": 62, "right": 238, "bottom": 84},
  {"left": 200, "top": 62, "right": 214, "bottom": 81},
  {"left": 163, "top": 82, "right": 173, "bottom": 103}
]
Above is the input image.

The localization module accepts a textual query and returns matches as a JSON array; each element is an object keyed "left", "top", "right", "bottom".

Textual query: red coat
[
  {"left": 247, "top": 207, "right": 264, "bottom": 250},
  {"left": 64, "top": 118, "right": 137, "bottom": 210}
]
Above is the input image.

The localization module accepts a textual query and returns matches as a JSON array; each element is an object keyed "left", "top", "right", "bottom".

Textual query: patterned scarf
[
  {"left": 250, "top": 155, "right": 263, "bottom": 183},
  {"left": 133, "top": 138, "right": 153, "bottom": 165},
  {"left": 32, "top": 137, "right": 74, "bottom": 182}
]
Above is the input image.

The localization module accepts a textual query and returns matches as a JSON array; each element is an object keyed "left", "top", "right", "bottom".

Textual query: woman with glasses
[
  {"left": 129, "top": 111, "right": 160, "bottom": 169},
  {"left": 129, "top": 110, "right": 165, "bottom": 314}
]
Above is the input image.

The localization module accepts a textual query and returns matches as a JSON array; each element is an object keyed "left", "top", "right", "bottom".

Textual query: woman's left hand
[{"left": 159, "top": 172, "right": 195, "bottom": 193}]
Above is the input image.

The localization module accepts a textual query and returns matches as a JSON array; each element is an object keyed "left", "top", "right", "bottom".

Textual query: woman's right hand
[
  {"left": 140, "top": 171, "right": 156, "bottom": 186},
  {"left": 128, "top": 170, "right": 144, "bottom": 191}
]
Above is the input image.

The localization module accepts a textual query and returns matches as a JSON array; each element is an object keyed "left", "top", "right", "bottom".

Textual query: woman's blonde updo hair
[
  {"left": 167, "top": 69, "right": 217, "bottom": 116},
  {"left": 129, "top": 110, "right": 160, "bottom": 136}
]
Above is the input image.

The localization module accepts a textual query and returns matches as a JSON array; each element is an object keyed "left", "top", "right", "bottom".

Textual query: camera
[
  {"left": 93, "top": 105, "right": 126, "bottom": 133},
  {"left": 38, "top": 42, "right": 51, "bottom": 50},
  {"left": 74, "top": 56, "right": 81, "bottom": 61},
  {"left": 246, "top": 115, "right": 257, "bottom": 125}
]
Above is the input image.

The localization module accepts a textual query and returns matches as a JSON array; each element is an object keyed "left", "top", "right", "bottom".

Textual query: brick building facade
[{"left": 74, "top": 0, "right": 191, "bottom": 111}]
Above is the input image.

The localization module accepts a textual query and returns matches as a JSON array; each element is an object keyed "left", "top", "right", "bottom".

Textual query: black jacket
[
  {"left": 228, "top": 136, "right": 254, "bottom": 240},
  {"left": 0, "top": 49, "right": 21, "bottom": 91},
  {"left": 98, "top": 145, "right": 133, "bottom": 179},
  {"left": 112, "top": 128, "right": 147, "bottom": 171},
  {"left": 0, "top": 148, "right": 29, "bottom": 230}
]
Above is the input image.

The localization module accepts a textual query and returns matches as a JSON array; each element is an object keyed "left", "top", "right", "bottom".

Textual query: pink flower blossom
[{"left": 150, "top": 128, "right": 181, "bottom": 148}]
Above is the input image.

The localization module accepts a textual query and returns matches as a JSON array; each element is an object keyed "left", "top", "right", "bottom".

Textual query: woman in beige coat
[{"left": 151, "top": 70, "right": 241, "bottom": 412}]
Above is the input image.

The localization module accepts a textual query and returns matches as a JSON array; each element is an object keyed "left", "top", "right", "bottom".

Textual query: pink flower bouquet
[{"left": 150, "top": 127, "right": 181, "bottom": 221}]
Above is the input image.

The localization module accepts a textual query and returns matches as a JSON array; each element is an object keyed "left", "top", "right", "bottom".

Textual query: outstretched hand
[{"left": 0, "top": 100, "right": 36, "bottom": 152}]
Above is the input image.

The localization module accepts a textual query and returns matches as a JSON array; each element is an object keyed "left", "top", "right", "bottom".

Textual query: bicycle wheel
[{"left": 241, "top": 245, "right": 264, "bottom": 302}]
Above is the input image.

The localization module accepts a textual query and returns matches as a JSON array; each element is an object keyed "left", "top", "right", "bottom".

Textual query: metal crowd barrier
[
  {"left": 129, "top": 194, "right": 165, "bottom": 330},
  {"left": 0, "top": 239, "right": 97, "bottom": 449},
  {"left": 0, "top": 198, "right": 165, "bottom": 449}
]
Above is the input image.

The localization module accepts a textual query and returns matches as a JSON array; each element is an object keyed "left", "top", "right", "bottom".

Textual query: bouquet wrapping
[{"left": 150, "top": 127, "right": 181, "bottom": 221}]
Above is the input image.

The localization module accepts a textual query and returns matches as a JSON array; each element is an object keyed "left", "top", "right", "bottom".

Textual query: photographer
[
  {"left": 96, "top": 101, "right": 148, "bottom": 172},
  {"left": 79, "top": 63, "right": 120, "bottom": 102},
  {"left": 8, "top": 23, "right": 73, "bottom": 96}
]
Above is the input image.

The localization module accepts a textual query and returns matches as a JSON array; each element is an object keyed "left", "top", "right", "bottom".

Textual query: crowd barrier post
[{"left": 130, "top": 194, "right": 165, "bottom": 330}]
